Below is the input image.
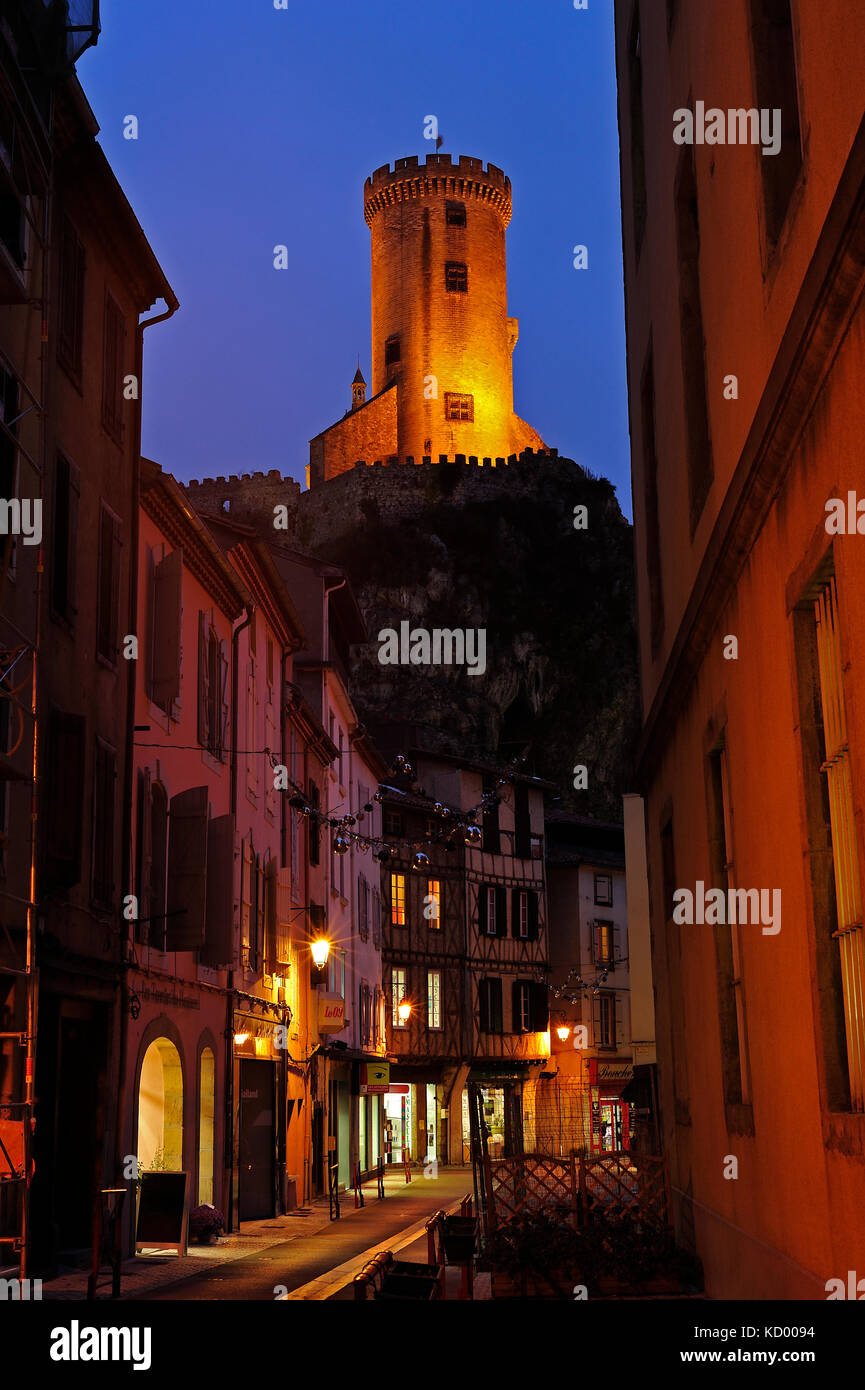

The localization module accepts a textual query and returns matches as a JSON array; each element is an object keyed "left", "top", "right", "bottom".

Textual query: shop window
[
  {"left": 138, "top": 1037, "right": 183, "bottom": 1171},
  {"left": 198, "top": 1048, "right": 215, "bottom": 1205}
]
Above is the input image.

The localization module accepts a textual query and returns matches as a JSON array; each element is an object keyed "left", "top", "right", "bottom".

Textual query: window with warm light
[
  {"left": 392, "top": 967, "right": 407, "bottom": 1027},
  {"left": 426, "top": 878, "right": 441, "bottom": 929},
  {"left": 594, "top": 920, "right": 614, "bottom": 968},
  {"left": 427, "top": 969, "right": 442, "bottom": 1030},
  {"left": 390, "top": 873, "right": 406, "bottom": 926}
]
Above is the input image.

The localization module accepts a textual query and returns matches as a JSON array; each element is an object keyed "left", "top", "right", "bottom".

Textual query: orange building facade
[{"left": 616, "top": 0, "right": 865, "bottom": 1297}]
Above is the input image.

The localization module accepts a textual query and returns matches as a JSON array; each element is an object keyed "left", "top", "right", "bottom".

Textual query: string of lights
[
  {"left": 548, "top": 960, "right": 631, "bottom": 1002},
  {"left": 134, "top": 738, "right": 531, "bottom": 865}
]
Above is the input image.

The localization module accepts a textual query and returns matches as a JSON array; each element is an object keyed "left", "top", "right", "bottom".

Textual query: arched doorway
[
  {"left": 138, "top": 1038, "right": 183, "bottom": 1170},
  {"left": 198, "top": 1047, "right": 215, "bottom": 1204}
]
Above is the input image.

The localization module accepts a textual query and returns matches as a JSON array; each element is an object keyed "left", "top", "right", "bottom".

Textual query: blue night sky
[{"left": 80, "top": 0, "right": 632, "bottom": 517}]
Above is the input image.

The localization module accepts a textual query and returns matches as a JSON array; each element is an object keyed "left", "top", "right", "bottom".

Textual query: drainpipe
[
  {"left": 114, "top": 294, "right": 178, "bottom": 1252},
  {"left": 225, "top": 604, "right": 253, "bottom": 1231}
]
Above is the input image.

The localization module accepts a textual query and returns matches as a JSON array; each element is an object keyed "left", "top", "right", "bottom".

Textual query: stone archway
[{"left": 138, "top": 1037, "right": 183, "bottom": 1171}]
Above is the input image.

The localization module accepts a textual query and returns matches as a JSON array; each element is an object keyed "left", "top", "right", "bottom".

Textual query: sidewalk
[{"left": 41, "top": 1167, "right": 479, "bottom": 1302}]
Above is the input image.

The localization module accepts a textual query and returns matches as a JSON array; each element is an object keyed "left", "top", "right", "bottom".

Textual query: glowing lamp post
[
  {"left": 556, "top": 1025, "right": 571, "bottom": 1043},
  {"left": 397, "top": 1000, "right": 412, "bottom": 1025}
]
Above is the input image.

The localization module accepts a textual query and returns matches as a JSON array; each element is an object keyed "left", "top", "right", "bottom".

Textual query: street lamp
[
  {"left": 556, "top": 1024, "right": 571, "bottom": 1042},
  {"left": 310, "top": 937, "right": 330, "bottom": 988},
  {"left": 397, "top": 999, "right": 412, "bottom": 1024},
  {"left": 310, "top": 938, "right": 331, "bottom": 970}
]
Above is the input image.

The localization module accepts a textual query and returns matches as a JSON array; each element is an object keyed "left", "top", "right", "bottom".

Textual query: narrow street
[{"left": 41, "top": 1169, "right": 473, "bottom": 1303}]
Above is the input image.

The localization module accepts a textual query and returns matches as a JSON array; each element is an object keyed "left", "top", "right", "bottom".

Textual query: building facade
[
  {"left": 380, "top": 752, "right": 551, "bottom": 1166},
  {"left": 616, "top": 0, "right": 865, "bottom": 1296},
  {"left": 0, "top": 4, "right": 177, "bottom": 1274},
  {"left": 543, "top": 811, "right": 658, "bottom": 1157}
]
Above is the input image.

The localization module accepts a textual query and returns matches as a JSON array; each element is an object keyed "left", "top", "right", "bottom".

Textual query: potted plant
[{"left": 189, "top": 1203, "right": 225, "bottom": 1245}]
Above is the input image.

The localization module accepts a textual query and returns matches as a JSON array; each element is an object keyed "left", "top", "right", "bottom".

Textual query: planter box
[{"left": 441, "top": 1216, "right": 477, "bottom": 1265}]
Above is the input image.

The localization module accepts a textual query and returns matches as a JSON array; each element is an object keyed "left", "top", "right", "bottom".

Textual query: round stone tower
[{"left": 363, "top": 153, "right": 544, "bottom": 463}]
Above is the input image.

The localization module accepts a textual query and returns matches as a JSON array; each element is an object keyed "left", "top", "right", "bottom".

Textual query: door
[{"left": 238, "top": 1059, "right": 275, "bottom": 1221}]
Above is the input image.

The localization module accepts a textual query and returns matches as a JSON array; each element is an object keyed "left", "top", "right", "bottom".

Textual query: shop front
[{"left": 588, "top": 1058, "right": 634, "bottom": 1153}]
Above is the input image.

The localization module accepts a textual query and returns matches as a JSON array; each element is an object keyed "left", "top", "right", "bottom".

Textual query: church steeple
[{"left": 351, "top": 364, "right": 366, "bottom": 410}]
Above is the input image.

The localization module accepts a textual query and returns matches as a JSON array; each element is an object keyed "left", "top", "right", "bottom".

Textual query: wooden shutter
[
  {"left": 45, "top": 709, "right": 85, "bottom": 885},
  {"left": 166, "top": 786, "right": 209, "bottom": 950},
  {"left": 197, "top": 612, "right": 209, "bottom": 746},
  {"left": 101, "top": 291, "right": 125, "bottom": 440},
  {"left": 495, "top": 885, "right": 508, "bottom": 938},
  {"left": 59, "top": 217, "right": 84, "bottom": 374},
  {"left": 151, "top": 548, "right": 182, "bottom": 710},
  {"left": 592, "top": 993, "right": 601, "bottom": 1047},
  {"left": 255, "top": 856, "right": 265, "bottom": 970},
  {"left": 264, "top": 858, "right": 278, "bottom": 972},
  {"left": 528, "top": 891, "right": 539, "bottom": 941},
  {"left": 240, "top": 839, "right": 252, "bottom": 958},
  {"left": 67, "top": 459, "right": 80, "bottom": 618},
  {"left": 479, "top": 979, "right": 491, "bottom": 1033},
  {"left": 510, "top": 888, "right": 518, "bottom": 938},
  {"left": 276, "top": 866, "right": 292, "bottom": 965},
  {"left": 511, "top": 980, "right": 524, "bottom": 1033},
  {"left": 202, "top": 812, "right": 234, "bottom": 967},
  {"left": 490, "top": 978, "right": 503, "bottom": 1033},
  {"left": 91, "top": 739, "right": 116, "bottom": 904},
  {"left": 219, "top": 640, "right": 229, "bottom": 760},
  {"left": 531, "top": 982, "right": 549, "bottom": 1032},
  {"left": 514, "top": 785, "right": 531, "bottom": 858},
  {"left": 136, "top": 767, "right": 152, "bottom": 937},
  {"left": 97, "top": 505, "right": 121, "bottom": 661},
  {"left": 477, "top": 884, "right": 488, "bottom": 933}
]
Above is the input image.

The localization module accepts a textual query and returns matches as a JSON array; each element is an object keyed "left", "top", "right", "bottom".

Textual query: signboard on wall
[
  {"left": 135, "top": 1171, "right": 188, "bottom": 1255},
  {"left": 318, "top": 994, "right": 346, "bottom": 1034}
]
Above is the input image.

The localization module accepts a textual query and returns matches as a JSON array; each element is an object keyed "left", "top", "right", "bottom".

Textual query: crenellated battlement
[
  {"left": 364, "top": 153, "right": 512, "bottom": 226},
  {"left": 347, "top": 447, "right": 559, "bottom": 469}
]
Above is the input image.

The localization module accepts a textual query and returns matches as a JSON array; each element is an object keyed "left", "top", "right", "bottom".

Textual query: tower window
[
  {"left": 444, "top": 392, "right": 473, "bottom": 422},
  {"left": 384, "top": 334, "right": 400, "bottom": 367},
  {"left": 446, "top": 201, "right": 466, "bottom": 227},
  {"left": 445, "top": 261, "right": 468, "bottom": 293}
]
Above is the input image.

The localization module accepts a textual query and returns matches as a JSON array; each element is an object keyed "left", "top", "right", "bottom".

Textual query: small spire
[{"left": 351, "top": 361, "right": 366, "bottom": 409}]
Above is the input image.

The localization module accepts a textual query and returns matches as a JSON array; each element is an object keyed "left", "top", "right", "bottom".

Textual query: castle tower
[
  {"left": 309, "top": 154, "right": 544, "bottom": 484},
  {"left": 351, "top": 365, "right": 366, "bottom": 410}
]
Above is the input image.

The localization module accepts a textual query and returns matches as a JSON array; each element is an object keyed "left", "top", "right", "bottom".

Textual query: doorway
[{"left": 238, "top": 1059, "right": 275, "bottom": 1221}]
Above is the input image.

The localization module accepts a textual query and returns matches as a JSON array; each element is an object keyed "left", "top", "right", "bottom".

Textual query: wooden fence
[{"left": 481, "top": 1150, "right": 668, "bottom": 1234}]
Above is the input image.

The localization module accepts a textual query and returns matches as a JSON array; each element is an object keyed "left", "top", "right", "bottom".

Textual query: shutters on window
[
  {"left": 478, "top": 884, "right": 488, "bottom": 934},
  {"left": 166, "top": 786, "right": 209, "bottom": 951},
  {"left": 531, "top": 982, "right": 549, "bottom": 1032},
  {"left": 264, "top": 857, "right": 278, "bottom": 972},
  {"left": 151, "top": 548, "right": 182, "bottom": 710},
  {"left": 197, "top": 612, "right": 209, "bottom": 747},
  {"left": 91, "top": 739, "right": 116, "bottom": 905},
  {"left": 96, "top": 505, "right": 121, "bottom": 662},
  {"left": 495, "top": 885, "right": 508, "bottom": 938},
  {"left": 511, "top": 980, "right": 526, "bottom": 1033},
  {"left": 480, "top": 978, "right": 503, "bottom": 1034},
  {"left": 58, "top": 217, "right": 85, "bottom": 375},
  {"left": 514, "top": 784, "right": 531, "bottom": 858},
  {"left": 202, "top": 812, "right": 234, "bottom": 967},
  {"left": 528, "top": 891, "right": 539, "bottom": 940},
  {"left": 101, "top": 291, "right": 126, "bottom": 441},
  {"left": 136, "top": 767, "right": 152, "bottom": 939},
  {"left": 44, "top": 709, "right": 85, "bottom": 886},
  {"left": 276, "top": 865, "right": 292, "bottom": 965}
]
